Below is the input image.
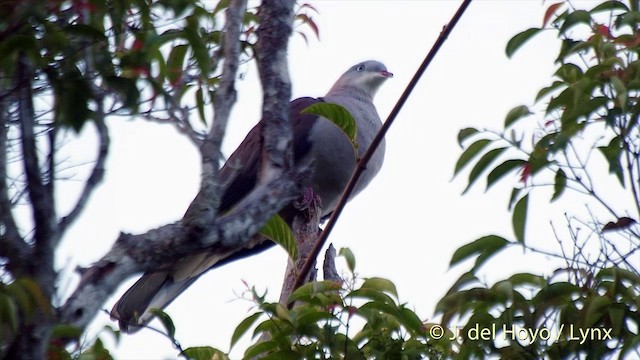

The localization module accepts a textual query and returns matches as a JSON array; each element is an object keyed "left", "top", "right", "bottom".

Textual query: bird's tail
[
  {"left": 110, "top": 271, "right": 198, "bottom": 333},
  {"left": 110, "top": 237, "right": 275, "bottom": 333}
]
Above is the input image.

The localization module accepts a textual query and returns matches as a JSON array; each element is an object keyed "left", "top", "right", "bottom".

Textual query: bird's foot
[{"left": 294, "top": 186, "right": 321, "bottom": 212}]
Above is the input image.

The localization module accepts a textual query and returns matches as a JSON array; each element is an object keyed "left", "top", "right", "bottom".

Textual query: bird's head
[{"left": 329, "top": 60, "right": 393, "bottom": 99}]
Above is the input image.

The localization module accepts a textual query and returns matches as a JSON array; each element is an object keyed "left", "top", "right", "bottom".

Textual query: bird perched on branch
[{"left": 111, "top": 60, "right": 392, "bottom": 332}]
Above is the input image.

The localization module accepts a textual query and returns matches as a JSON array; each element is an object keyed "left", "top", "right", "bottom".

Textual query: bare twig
[{"left": 292, "top": 0, "right": 474, "bottom": 290}]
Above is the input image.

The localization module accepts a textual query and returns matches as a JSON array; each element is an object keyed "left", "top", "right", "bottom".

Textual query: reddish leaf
[
  {"left": 296, "top": 13, "right": 320, "bottom": 41},
  {"left": 602, "top": 217, "right": 637, "bottom": 232},
  {"left": 299, "top": 3, "right": 319, "bottom": 14},
  {"left": 520, "top": 163, "right": 532, "bottom": 183},
  {"left": 131, "top": 39, "right": 144, "bottom": 51},
  {"left": 594, "top": 24, "right": 612, "bottom": 39},
  {"left": 543, "top": 2, "right": 563, "bottom": 27}
]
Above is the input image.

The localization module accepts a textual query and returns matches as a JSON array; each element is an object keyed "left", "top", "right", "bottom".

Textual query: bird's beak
[{"left": 381, "top": 70, "right": 394, "bottom": 78}]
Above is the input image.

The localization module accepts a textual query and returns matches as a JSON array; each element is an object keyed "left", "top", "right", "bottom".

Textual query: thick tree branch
[
  {"left": 278, "top": 195, "right": 321, "bottom": 305},
  {"left": 60, "top": 169, "right": 305, "bottom": 331},
  {"left": 256, "top": 0, "right": 295, "bottom": 177},
  {"left": 17, "top": 57, "right": 51, "bottom": 236},
  {"left": 16, "top": 55, "right": 57, "bottom": 289},
  {"left": 0, "top": 89, "right": 30, "bottom": 274},
  {"left": 10, "top": 53, "right": 59, "bottom": 360},
  {"left": 185, "top": 0, "right": 247, "bottom": 232}
]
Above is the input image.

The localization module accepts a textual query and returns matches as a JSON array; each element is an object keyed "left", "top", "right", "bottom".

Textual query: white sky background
[{"left": 47, "top": 0, "right": 624, "bottom": 358}]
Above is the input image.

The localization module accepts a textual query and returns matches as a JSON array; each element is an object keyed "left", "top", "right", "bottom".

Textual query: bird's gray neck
[{"left": 325, "top": 85, "right": 374, "bottom": 103}]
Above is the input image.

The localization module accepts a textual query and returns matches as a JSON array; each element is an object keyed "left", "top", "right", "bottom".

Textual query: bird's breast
[{"left": 304, "top": 98, "right": 385, "bottom": 216}]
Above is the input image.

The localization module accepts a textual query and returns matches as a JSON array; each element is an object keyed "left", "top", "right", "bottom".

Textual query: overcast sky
[{"left": 51, "top": 1, "right": 612, "bottom": 358}]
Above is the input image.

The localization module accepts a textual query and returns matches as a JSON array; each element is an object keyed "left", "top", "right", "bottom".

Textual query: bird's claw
[{"left": 294, "top": 186, "right": 321, "bottom": 211}]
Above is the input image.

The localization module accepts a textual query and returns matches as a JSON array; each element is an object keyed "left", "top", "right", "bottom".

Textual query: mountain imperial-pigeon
[{"left": 111, "top": 60, "right": 393, "bottom": 332}]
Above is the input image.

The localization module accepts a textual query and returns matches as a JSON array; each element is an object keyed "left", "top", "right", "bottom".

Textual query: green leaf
[
  {"left": 450, "top": 235, "right": 510, "bottom": 267},
  {"left": 504, "top": 105, "right": 532, "bottom": 128},
  {"left": 463, "top": 147, "right": 508, "bottom": 193},
  {"left": 50, "top": 324, "right": 82, "bottom": 342},
  {"left": 397, "top": 306, "right": 425, "bottom": 334},
  {"left": 551, "top": 168, "right": 567, "bottom": 201},
  {"left": 0, "top": 294, "right": 18, "bottom": 332},
  {"left": 616, "top": 10, "right": 640, "bottom": 29},
  {"left": 185, "top": 15, "right": 210, "bottom": 76},
  {"left": 346, "top": 288, "right": 396, "bottom": 306},
  {"left": 167, "top": 44, "right": 189, "bottom": 85},
  {"left": 453, "top": 138, "right": 491, "bottom": 177},
  {"left": 302, "top": 103, "right": 358, "bottom": 150},
  {"left": 338, "top": 247, "right": 356, "bottom": 273},
  {"left": 182, "top": 346, "right": 227, "bottom": 360},
  {"left": 244, "top": 340, "right": 279, "bottom": 359},
  {"left": 509, "top": 187, "right": 523, "bottom": 210},
  {"left": 532, "top": 282, "right": 579, "bottom": 308},
  {"left": 512, "top": 194, "right": 529, "bottom": 244},
  {"left": 486, "top": 159, "right": 526, "bottom": 191},
  {"left": 195, "top": 86, "right": 206, "bottom": 125},
  {"left": 611, "top": 75, "right": 628, "bottom": 109},
  {"left": 559, "top": 10, "right": 592, "bottom": 35},
  {"left": 230, "top": 312, "right": 263, "bottom": 350},
  {"left": 506, "top": 273, "right": 547, "bottom": 288},
  {"left": 584, "top": 296, "right": 611, "bottom": 328},
  {"left": 536, "top": 81, "right": 566, "bottom": 102},
  {"left": 149, "top": 309, "right": 175, "bottom": 340},
  {"left": 590, "top": 1, "right": 629, "bottom": 14},
  {"left": 472, "top": 240, "right": 511, "bottom": 272},
  {"left": 261, "top": 350, "right": 300, "bottom": 360},
  {"left": 443, "top": 271, "right": 480, "bottom": 296},
  {"left": 598, "top": 136, "right": 624, "bottom": 186},
  {"left": 506, "top": 28, "right": 541, "bottom": 58},
  {"left": 361, "top": 277, "right": 398, "bottom": 299},
  {"left": 287, "top": 281, "right": 341, "bottom": 304},
  {"left": 259, "top": 214, "right": 297, "bottom": 261},
  {"left": 457, "top": 127, "right": 478, "bottom": 147},
  {"left": 555, "top": 63, "right": 583, "bottom": 83}
]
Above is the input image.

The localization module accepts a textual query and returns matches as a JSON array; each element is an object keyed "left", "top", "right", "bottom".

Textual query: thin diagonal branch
[
  {"left": 293, "top": 0, "right": 474, "bottom": 290},
  {"left": 58, "top": 113, "right": 110, "bottom": 237}
]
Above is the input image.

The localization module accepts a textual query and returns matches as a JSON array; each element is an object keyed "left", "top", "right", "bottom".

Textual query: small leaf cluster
[
  {"left": 177, "top": 252, "right": 451, "bottom": 360},
  {"left": 437, "top": 266, "right": 640, "bottom": 358},
  {"left": 446, "top": 0, "right": 640, "bottom": 358}
]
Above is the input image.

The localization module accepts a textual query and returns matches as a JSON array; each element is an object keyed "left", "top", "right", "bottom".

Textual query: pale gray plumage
[{"left": 111, "top": 60, "right": 392, "bottom": 332}]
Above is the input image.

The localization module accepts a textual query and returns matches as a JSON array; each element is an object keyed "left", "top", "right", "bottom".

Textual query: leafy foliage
[
  {"left": 446, "top": 0, "right": 640, "bottom": 357},
  {"left": 176, "top": 250, "right": 452, "bottom": 360}
]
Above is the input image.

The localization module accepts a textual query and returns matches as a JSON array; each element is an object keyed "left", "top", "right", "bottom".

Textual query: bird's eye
[{"left": 356, "top": 65, "right": 365, "bottom": 72}]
